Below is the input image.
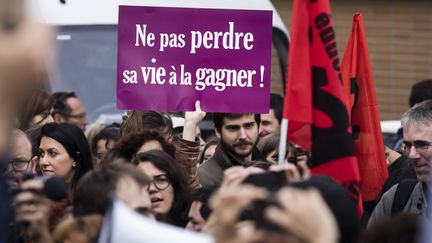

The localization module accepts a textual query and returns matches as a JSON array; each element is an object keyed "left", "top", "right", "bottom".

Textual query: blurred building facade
[{"left": 272, "top": 0, "right": 432, "bottom": 120}]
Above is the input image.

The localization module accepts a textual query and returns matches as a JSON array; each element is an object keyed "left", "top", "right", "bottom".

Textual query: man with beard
[
  {"left": 198, "top": 113, "right": 264, "bottom": 186},
  {"left": 369, "top": 100, "right": 432, "bottom": 224}
]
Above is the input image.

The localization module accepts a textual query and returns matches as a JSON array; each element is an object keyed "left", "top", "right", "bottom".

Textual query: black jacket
[{"left": 197, "top": 142, "right": 264, "bottom": 186}]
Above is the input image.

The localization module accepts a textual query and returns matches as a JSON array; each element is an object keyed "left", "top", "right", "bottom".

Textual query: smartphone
[
  {"left": 238, "top": 196, "right": 284, "bottom": 233},
  {"left": 243, "top": 171, "right": 287, "bottom": 192},
  {"left": 253, "top": 198, "right": 284, "bottom": 232}
]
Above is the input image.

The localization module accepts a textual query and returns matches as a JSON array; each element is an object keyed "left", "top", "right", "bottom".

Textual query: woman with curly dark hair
[
  {"left": 111, "top": 130, "right": 175, "bottom": 161},
  {"left": 120, "top": 103, "right": 205, "bottom": 191},
  {"left": 132, "top": 150, "right": 191, "bottom": 227}
]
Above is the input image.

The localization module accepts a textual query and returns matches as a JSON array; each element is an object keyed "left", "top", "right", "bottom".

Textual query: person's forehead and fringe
[
  {"left": 120, "top": 110, "right": 173, "bottom": 138},
  {"left": 401, "top": 100, "right": 432, "bottom": 128}
]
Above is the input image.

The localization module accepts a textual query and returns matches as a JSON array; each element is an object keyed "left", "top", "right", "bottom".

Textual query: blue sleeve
[{"left": 0, "top": 157, "right": 14, "bottom": 241}]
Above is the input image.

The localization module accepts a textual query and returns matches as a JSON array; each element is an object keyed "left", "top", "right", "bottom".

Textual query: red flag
[
  {"left": 341, "top": 13, "right": 388, "bottom": 201},
  {"left": 283, "top": 0, "right": 362, "bottom": 215}
]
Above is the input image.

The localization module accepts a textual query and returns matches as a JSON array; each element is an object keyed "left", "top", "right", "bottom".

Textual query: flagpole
[{"left": 278, "top": 118, "right": 289, "bottom": 165}]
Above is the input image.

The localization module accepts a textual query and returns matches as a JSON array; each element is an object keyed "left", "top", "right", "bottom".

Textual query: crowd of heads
[
  {"left": 2, "top": 84, "right": 432, "bottom": 243},
  {"left": 2, "top": 3, "right": 429, "bottom": 242}
]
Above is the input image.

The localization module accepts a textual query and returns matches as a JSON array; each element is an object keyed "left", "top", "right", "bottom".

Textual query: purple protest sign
[{"left": 117, "top": 6, "right": 272, "bottom": 112}]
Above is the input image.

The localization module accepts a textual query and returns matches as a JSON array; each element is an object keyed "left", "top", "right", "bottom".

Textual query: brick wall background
[{"left": 271, "top": 0, "right": 432, "bottom": 120}]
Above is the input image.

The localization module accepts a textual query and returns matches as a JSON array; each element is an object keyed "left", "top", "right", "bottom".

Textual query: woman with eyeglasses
[
  {"left": 20, "top": 123, "right": 94, "bottom": 231},
  {"left": 131, "top": 150, "right": 191, "bottom": 227}
]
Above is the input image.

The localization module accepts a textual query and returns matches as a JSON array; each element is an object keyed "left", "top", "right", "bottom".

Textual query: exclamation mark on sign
[{"left": 259, "top": 65, "right": 264, "bottom": 88}]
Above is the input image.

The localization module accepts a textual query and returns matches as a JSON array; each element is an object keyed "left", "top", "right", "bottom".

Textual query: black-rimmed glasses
[
  {"left": 10, "top": 158, "right": 31, "bottom": 172},
  {"left": 148, "top": 174, "right": 171, "bottom": 191},
  {"left": 402, "top": 140, "right": 432, "bottom": 155}
]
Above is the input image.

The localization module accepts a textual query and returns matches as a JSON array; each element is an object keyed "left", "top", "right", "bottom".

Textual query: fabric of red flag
[
  {"left": 282, "top": 0, "right": 363, "bottom": 215},
  {"left": 341, "top": 13, "right": 388, "bottom": 201},
  {"left": 282, "top": 0, "right": 312, "bottom": 152}
]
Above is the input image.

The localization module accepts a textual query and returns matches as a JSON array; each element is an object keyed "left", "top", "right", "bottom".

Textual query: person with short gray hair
[
  {"left": 401, "top": 99, "right": 432, "bottom": 129},
  {"left": 369, "top": 100, "right": 432, "bottom": 225}
]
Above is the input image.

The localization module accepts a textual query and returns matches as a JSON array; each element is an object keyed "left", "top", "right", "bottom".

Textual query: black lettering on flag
[
  {"left": 350, "top": 77, "right": 360, "bottom": 140},
  {"left": 319, "top": 27, "right": 335, "bottom": 44},
  {"left": 311, "top": 67, "right": 356, "bottom": 166},
  {"left": 315, "top": 13, "right": 330, "bottom": 29},
  {"left": 350, "top": 77, "right": 359, "bottom": 111},
  {"left": 332, "top": 57, "right": 341, "bottom": 72},
  {"left": 325, "top": 42, "right": 338, "bottom": 59},
  {"left": 314, "top": 13, "right": 342, "bottom": 83},
  {"left": 309, "top": 26, "right": 313, "bottom": 45}
]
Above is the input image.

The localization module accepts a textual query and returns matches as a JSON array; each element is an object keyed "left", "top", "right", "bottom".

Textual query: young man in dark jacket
[{"left": 198, "top": 113, "right": 264, "bottom": 186}]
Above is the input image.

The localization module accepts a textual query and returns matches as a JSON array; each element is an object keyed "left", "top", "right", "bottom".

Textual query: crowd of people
[
  {"left": 1, "top": 3, "right": 432, "bottom": 243},
  {"left": 0, "top": 82, "right": 431, "bottom": 243}
]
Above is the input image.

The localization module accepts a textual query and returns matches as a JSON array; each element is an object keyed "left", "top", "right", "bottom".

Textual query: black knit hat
[{"left": 290, "top": 175, "right": 360, "bottom": 243}]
